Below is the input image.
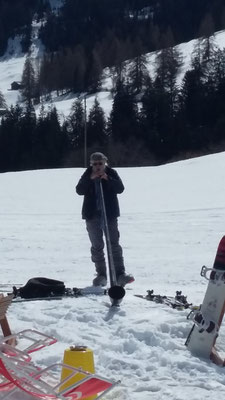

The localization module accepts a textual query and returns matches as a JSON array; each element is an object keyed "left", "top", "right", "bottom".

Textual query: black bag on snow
[{"left": 13, "top": 277, "right": 65, "bottom": 299}]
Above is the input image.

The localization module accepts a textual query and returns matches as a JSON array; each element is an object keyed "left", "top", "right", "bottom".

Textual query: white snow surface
[{"left": 1, "top": 152, "right": 225, "bottom": 399}]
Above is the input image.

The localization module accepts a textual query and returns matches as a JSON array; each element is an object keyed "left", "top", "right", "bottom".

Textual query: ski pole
[
  {"left": 99, "top": 180, "right": 116, "bottom": 286},
  {"left": 97, "top": 179, "right": 125, "bottom": 305}
]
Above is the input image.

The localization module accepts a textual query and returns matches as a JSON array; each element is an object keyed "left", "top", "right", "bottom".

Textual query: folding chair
[
  {"left": 0, "top": 295, "right": 14, "bottom": 339},
  {"left": 0, "top": 329, "right": 57, "bottom": 356},
  {"left": 0, "top": 349, "right": 118, "bottom": 400},
  {"left": 0, "top": 342, "right": 34, "bottom": 395}
]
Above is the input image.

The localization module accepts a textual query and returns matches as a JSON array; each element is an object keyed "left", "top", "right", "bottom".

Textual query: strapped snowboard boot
[
  {"left": 117, "top": 273, "right": 135, "bottom": 287},
  {"left": 93, "top": 274, "right": 107, "bottom": 287}
]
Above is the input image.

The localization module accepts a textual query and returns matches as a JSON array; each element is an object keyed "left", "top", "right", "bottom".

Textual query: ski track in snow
[{"left": 1, "top": 154, "right": 225, "bottom": 399}]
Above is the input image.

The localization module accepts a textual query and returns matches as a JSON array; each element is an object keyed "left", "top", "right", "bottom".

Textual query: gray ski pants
[{"left": 86, "top": 216, "right": 125, "bottom": 277}]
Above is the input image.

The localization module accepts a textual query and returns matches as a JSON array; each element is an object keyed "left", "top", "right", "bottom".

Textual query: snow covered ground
[{"left": 1, "top": 152, "right": 225, "bottom": 399}]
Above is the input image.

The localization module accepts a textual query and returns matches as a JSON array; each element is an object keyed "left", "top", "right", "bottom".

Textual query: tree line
[
  {"left": 1, "top": 36, "right": 225, "bottom": 172},
  {"left": 1, "top": 0, "right": 225, "bottom": 109},
  {"left": 40, "top": 0, "right": 225, "bottom": 54}
]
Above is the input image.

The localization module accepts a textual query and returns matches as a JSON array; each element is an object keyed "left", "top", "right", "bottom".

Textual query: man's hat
[{"left": 90, "top": 152, "right": 108, "bottom": 162}]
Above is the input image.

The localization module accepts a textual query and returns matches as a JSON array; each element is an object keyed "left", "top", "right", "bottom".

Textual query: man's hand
[
  {"left": 90, "top": 171, "right": 108, "bottom": 180},
  {"left": 90, "top": 172, "right": 100, "bottom": 179},
  {"left": 100, "top": 172, "right": 108, "bottom": 180}
]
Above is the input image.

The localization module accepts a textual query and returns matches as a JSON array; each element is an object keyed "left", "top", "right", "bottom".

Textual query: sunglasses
[{"left": 92, "top": 161, "right": 104, "bottom": 166}]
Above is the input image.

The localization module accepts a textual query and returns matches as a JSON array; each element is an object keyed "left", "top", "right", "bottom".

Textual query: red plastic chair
[
  {"left": 0, "top": 329, "right": 58, "bottom": 397},
  {"left": 0, "top": 356, "right": 116, "bottom": 399},
  {"left": 0, "top": 329, "right": 57, "bottom": 355},
  {"left": 0, "top": 330, "right": 118, "bottom": 400}
]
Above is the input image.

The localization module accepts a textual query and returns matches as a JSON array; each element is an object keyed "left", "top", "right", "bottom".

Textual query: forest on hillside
[
  {"left": 1, "top": 1, "right": 225, "bottom": 172},
  {"left": 1, "top": 35, "right": 225, "bottom": 172},
  {"left": 1, "top": 0, "right": 225, "bottom": 57},
  {"left": 1, "top": 0, "right": 225, "bottom": 96}
]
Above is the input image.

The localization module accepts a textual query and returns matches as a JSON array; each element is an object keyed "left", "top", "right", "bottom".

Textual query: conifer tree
[
  {"left": 21, "top": 56, "right": 36, "bottom": 106},
  {"left": 46, "top": 106, "right": 63, "bottom": 166},
  {"left": 33, "top": 104, "right": 50, "bottom": 168},
  {"left": 85, "top": 50, "right": 102, "bottom": 93},
  {"left": 19, "top": 103, "right": 37, "bottom": 169},
  {"left": 68, "top": 98, "right": 85, "bottom": 148},
  {"left": 128, "top": 53, "right": 149, "bottom": 95},
  {"left": 32, "top": 105, "right": 64, "bottom": 169},
  {"left": 155, "top": 46, "right": 182, "bottom": 115},
  {"left": 87, "top": 98, "right": 106, "bottom": 146},
  {"left": 72, "top": 45, "right": 86, "bottom": 93},
  {"left": 0, "top": 105, "right": 23, "bottom": 171},
  {"left": 141, "top": 76, "right": 174, "bottom": 160},
  {"left": 109, "top": 79, "right": 138, "bottom": 143}
]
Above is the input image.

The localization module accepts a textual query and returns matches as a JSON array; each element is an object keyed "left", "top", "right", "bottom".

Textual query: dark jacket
[{"left": 76, "top": 166, "right": 124, "bottom": 220}]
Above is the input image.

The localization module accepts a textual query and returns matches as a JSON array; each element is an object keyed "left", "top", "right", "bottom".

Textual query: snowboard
[{"left": 185, "top": 236, "right": 225, "bottom": 365}]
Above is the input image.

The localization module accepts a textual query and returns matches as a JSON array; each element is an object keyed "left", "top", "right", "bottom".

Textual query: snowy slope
[
  {"left": 1, "top": 30, "right": 225, "bottom": 119},
  {"left": 1, "top": 152, "right": 225, "bottom": 399}
]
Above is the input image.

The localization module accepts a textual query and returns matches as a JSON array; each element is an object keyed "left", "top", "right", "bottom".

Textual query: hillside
[
  {"left": 1, "top": 3, "right": 225, "bottom": 172},
  {"left": 1, "top": 0, "right": 225, "bottom": 57},
  {"left": 1, "top": 29, "right": 225, "bottom": 119}
]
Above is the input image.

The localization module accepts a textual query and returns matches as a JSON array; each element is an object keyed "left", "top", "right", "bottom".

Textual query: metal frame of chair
[
  {"left": 0, "top": 356, "right": 116, "bottom": 399},
  {"left": 0, "top": 330, "right": 118, "bottom": 400},
  {"left": 0, "top": 329, "right": 57, "bottom": 355}
]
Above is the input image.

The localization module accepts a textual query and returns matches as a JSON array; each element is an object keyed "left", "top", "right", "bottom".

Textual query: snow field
[{"left": 1, "top": 152, "right": 225, "bottom": 398}]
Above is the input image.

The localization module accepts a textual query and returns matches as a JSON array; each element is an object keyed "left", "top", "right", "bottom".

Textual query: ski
[
  {"left": 12, "top": 286, "right": 107, "bottom": 303},
  {"left": 5, "top": 276, "right": 126, "bottom": 307},
  {"left": 185, "top": 235, "right": 225, "bottom": 365},
  {"left": 12, "top": 296, "right": 63, "bottom": 303},
  {"left": 134, "top": 290, "right": 197, "bottom": 311}
]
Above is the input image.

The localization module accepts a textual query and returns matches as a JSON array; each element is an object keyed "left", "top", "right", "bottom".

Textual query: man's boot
[
  {"left": 93, "top": 265, "right": 107, "bottom": 287},
  {"left": 117, "top": 272, "right": 135, "bottom": 287}
]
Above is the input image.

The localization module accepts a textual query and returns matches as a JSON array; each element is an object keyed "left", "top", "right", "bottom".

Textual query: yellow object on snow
[{"left": 60, "top": 345, "right": 96, "bottom": 400}]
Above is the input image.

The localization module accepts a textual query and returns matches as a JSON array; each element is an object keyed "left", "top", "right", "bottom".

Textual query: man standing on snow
[{"left": 76, "top": 152, "right": 134, "bottom": 287}]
